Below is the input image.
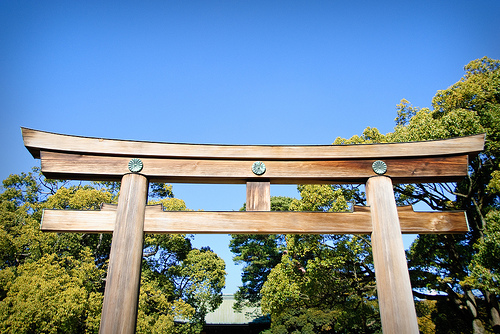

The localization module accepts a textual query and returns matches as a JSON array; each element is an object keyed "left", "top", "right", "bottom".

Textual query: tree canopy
[
  {"left": 231, "top": 57, "right": 500, "bottom": 333},
  {"left": 1, "top": 56, "right": 499, "bottom": 333},
  {"left": 0, "top": 175, "right": 226, "bottom": 333}
]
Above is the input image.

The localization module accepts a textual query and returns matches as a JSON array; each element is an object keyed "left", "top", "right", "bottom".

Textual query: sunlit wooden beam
[{"left": 41, "top": 205, "right": 467, "bottom": 234}]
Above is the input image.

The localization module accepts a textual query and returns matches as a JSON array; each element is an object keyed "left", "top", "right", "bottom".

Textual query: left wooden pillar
[{"left": 100, "top": 173, "right": 148, "bottom": 334}]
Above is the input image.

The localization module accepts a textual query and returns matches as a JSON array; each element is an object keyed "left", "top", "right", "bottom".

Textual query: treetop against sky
[{"left": 1, "top": 1, "right": 499, "bottom": 295}]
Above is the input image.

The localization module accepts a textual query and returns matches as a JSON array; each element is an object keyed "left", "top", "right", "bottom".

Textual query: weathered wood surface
[
  {"left": 41, "top": 204, "right": 468, "bottom": 234},
  {"left": 22, "top": 127, "right": 485, "bottom": 160},
  {"left": 39, "top": 151, "right": 469, "bottom": 184},
  {"left": 366, "top": 176, "right": 419, "bottom": 334},
  {"left": 246, "top": 181, "right": 271, "bottom": 211},
  {"left": 22, "top": 128, "right": 485, "bottom": 334},
  {"left": 99, "top": 174, "right": 148, "bottom": 334}
]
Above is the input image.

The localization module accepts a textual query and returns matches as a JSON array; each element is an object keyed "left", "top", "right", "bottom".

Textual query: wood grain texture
[
  {"left": 246, "top": 181, "right": 271, "bottom": 211},
  {"left": 23, "top": 127, "right": 483, "bottom": 334},
  {"left": 99, "top": 173, "right": 148, "bottom": 334},
  {"left": 40, "top": 205, "right": 468, "bottom": 234},
  {"left": 366, "top": 176, "right": 419, "bottom": 334},
  {"left": 39, "top": 151, "right": 469, "bottom": 184},
  {"left": 22, "top": 127, "right": 485, "bottom": 160}
]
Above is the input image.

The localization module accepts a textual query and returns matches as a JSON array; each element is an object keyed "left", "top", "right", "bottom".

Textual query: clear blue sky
[{"left": 1, "top": 1, "right": 499, "bottom": 293}]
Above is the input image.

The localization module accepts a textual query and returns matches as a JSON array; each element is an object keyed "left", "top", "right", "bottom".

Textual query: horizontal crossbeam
[
  {"left": 41, "top": 204, "right": 468, "bottom": 234},
  {"left": 40, "top": 151, "right": 469, "bottom": 184},
  {"left": 22, "top": 128, "right": 485, "bottom": 160},
  {"left": 22, "top": 128, "right": 485, "bottom": 184},
  {"left": 22, "top": 128, "right": 484, "bottom": 334}
]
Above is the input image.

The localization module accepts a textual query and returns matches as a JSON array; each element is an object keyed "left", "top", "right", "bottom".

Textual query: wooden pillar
[
  {"left": 99, "top": 173, "right": 148, "bottom": 334},
  {"left": 366, "top": 176, "right": 419, "bottom": 334},
  {"left": 246, "top": 181, "right": 270, "bottom": 211}
]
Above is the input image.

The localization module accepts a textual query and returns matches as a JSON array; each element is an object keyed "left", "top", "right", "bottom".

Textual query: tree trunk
[
  {"left": 466, "top": 289, "right": 486, "bottom": 334},
  {"left": 485, "top": 290, "right": 500, "bottom": 333}
]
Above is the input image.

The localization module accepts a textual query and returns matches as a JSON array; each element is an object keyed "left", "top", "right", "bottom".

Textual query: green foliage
[
  {"left": 230, "top": 197, "right": 292, "bottom": 310},
  {"left": 269, "top": 196, "right": 295, "bottom": 212},
  {"left": 232, "top": 57, "right": 500, "bottom": 333},
  {"left": 149, "top": 197, "right": 188, "bottom": 211},
  {"left": 261, "top": 309, "right": 345, "bottom": 334},
  {"left": 44, "top": 186, "right": 113, "bottom": 210},
  {"left": 260, "top": 233, "right": 379, "bottom": 333},
  {"left": 136, "top": 269, "right": 201, "bottom": 334},
  {"left": 1, "top": 171, "right": 41, "bottom": 206},
  {"left": 149, "top": 182, "right": 175, "bottom": 199},
  {"left": 0, "top": 171, "right": 226, "bottom": 333},
  {"left": 415, "top": 300, "right": 437, "bottom": 334},
  {"left": 334, "top": 57, "right": 500, "bottom": 332},
  {"left": 0, "top": 250, "right": 103, "bottom": 334},
  {"left": 433, "top": 56, "right": 500, "bottom": 152},
  {"left": 169, "top": 248, "right": 226, "bottom": 322},
  {"left": 238, "top": 186, "right": 378, "bottom": 332},
  {"left": 468, "top": 210, "right": 500, "bottom": 295},
  {"left": 289, "top": 185, "right": 349, "bottom": 212}
]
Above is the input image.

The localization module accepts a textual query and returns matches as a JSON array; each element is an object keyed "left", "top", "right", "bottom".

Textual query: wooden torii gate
[{"left": 21, "top": 128, "right": 485, "bottom": 334}]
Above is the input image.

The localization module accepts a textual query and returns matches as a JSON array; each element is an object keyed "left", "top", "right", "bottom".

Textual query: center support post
[
  {"left": 366, "top": 176, "right": 419, "bottom": 334},
  {"left": 99, "top": 173, "right": 149, "bottom": 334},
  {"left": 246, "top": 181, "right": 271, "bottom": 211}
]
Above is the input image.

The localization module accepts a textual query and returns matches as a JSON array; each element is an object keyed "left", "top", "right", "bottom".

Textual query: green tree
[
  {"left": 0, "top": 250, "right": 103, "bottom": 334},
  {"left": 0, "top": 171, "right": 226, "bottom": 333},
  {"left": 230, "top": 196, "right": 293, "bottom": 310},
  {"left": 259, "top": 186, "right": 380, "bottom": 333},
  {"left": 333, "top": 57, "right": 500, "bottom": 333},
  {"left": 232, "top": 187, "right": 379, "bottom": 333},
  {"left": 232, "top": 57, "right": 500, "bottom": 333}
]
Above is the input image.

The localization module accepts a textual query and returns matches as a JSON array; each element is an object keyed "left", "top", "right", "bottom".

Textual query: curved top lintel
[{"left": 21, "top": 127, "right": 485, "bottom": 160}]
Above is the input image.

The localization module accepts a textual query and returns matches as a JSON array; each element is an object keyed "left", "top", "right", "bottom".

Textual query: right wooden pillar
[{"left": 366, "top": 176, "right": 419, "bottom": 334}]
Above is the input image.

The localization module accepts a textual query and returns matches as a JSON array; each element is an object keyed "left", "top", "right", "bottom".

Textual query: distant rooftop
[{"left": 205, "top": 295, "right": 269, "bottom": 325}]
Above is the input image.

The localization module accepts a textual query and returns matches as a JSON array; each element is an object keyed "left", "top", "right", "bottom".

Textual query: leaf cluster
[
  {"left": 230, "top": 197, "right": 293, "bottom": 310},
  {"left": 232, "top": 185, "right": 379, "bottom": 332},
  {"left": 231, "top": 57, "right": 500, "bottom": 333},
  {"left": 334, "top": 56, "right": 500, "bottom": 332},
  {"left": 0, "top": 170, "right": 226, "bottom": 333}
]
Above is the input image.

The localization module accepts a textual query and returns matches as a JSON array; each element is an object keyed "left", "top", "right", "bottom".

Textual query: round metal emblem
[
  {"left": 372, "top": 160, "right": 387, "bottom": 175},
  {"left": 128, "top": 158, "right": 143, "bottom": 173},
  {"left": 251, "top": 161, "right": 266, "bottom": 175}
]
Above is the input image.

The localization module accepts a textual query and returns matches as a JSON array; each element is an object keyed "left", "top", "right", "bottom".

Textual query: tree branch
[
  {"left": 143, "top": 245, "right": 159, "bottom": 258},
  {"left": 412, "top": 290, "right": 448, "bottom": 301}
]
